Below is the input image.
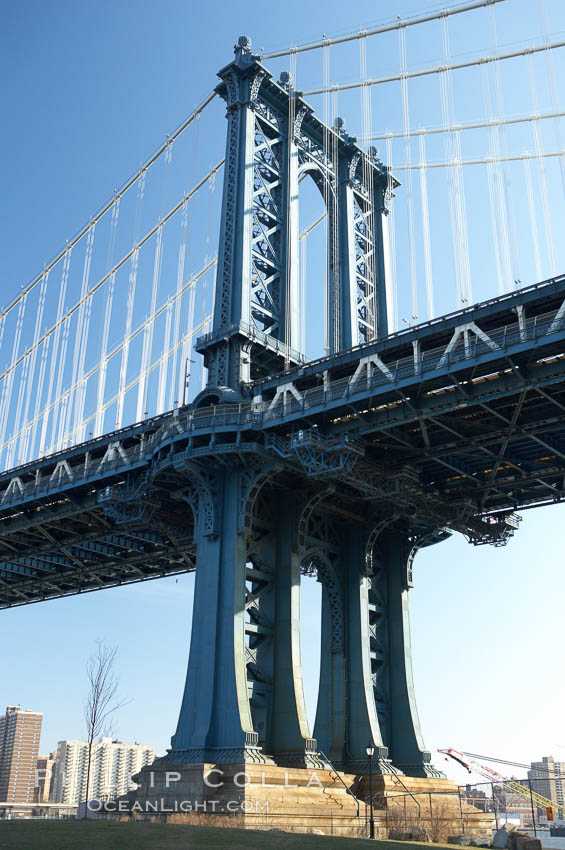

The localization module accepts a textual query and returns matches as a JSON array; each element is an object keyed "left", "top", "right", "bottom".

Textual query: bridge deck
[{"left": 2, "top": 275, "right": 565, "bottom": 607}]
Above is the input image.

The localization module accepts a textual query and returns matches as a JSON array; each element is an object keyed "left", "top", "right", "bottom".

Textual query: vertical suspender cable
[
  {"left": 170, "top": 112, "right": 200, "bottom": 411},
  {"left": 418, "top": 133, "right": 435, "bottom": 320},
  {"left": 487, "top": 4, "right": 518, "bottom": 291},
  {"left": 180, "top": 282, "right": 196, "bottom": 405},
  {"left": 399, "top": 25, "right": 418, "bottom": 324},
  {"left": 52, "top": 252, "right": 74, "bottom": 452},
  {"left": 169, "top": 199, "right": 189, "bottom": 410},
  {"left": 2, "top": 294, "right": 30, "bottom": 468},
  {"left": 0, "top": 294, "right": 28, "bottom": 466},
  {"left": 157, "top": 144, "right": 176, "bottom": 411},
  {"left": 300, "top": 227, "right": 307, "bottom": 354},
  {"left": 64, "top": 222, "right": 96, "bottom": 446},
  {"left": 93, "top": 196, "right": 121, "bottom": 437},
  {"left": 523, "top": 157, "right": 543, "bottom": 281},
  {"left": 157, "top": 295, "right": 173, "bottom": 414},
  {"left": 40, "top": 247, "right": 72, "bottom": 456},
  {"left": 331, "top": 89, "right": 340, "bottom": 352},
  {"left": 136, "top": 142, "right": 173, "bottom": 420},
  {"left": 440, "top": 15, "right": 472, "bottom": 308},
  {"left": 16, "top": 271, "right": 49, "bottom": 464},
  {"left": 323, "top": 41, "right": 330, "bottom": 355},
  {"left": 539, "top": 0, "right": 565, "bottom": 198},
  {"left": 199, "top": 167, "right": 217, "bottom": 393},
  {"left": 93, "top": 270, "right": 116, "bottom": 437},
  {"left": 116, "top": 170, "right": 145, "bottom": 429},
  {"left": 136, "top": 224, "right": 163, "bottom": 422},
  {"left": 285, "top": 50, "right": 297, "bottom": 365},
  {"left": 384, "top": 135, "right": 398, "bottom": 333},
  {"left": 481, "top": 64, "right": 505, "bottom": 295},
  {"left": 28, "top": 336, "right": 51, "bottom": 463},
  {"left": 528, "top": 51, "right": 557, "bottom": 276}
]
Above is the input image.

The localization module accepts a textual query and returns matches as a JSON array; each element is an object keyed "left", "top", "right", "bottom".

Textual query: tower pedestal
[{"left": 117, "top": 763, "right": 494, "bottom": 841}]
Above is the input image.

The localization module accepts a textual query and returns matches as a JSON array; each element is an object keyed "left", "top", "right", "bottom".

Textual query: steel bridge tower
[
  {"left": 195, "top": 35, "right": 393, "bottom": 401},
  {"left": 156, "top": 36, "right": 439, "bottom": 779}
]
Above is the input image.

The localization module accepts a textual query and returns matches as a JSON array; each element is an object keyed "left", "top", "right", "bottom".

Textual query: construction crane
[{"left": 439, "top": 748, "right": 564, "bottom": 820}]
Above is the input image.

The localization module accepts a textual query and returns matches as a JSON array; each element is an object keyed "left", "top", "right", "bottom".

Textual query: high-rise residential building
[
  {"left": 50, "top": 739, "right": 154, "bottom": 804},
  {"left": 0, "top": 705, "right": 43, "bottom": 803},
  {"left": 34, "top": 752, "right": 56, "bottom": 803},
  {"left": 528, "top": 757, "right": 565, "bottom": 808}
]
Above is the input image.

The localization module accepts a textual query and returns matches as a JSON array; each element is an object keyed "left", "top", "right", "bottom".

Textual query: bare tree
[{"left": 83, "top": 640, "right": 126, "bottom": 818}]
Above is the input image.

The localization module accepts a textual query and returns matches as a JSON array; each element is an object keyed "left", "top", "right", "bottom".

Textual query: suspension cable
[
  {"left": 261, "top": 0, "right": 506, "bottom": 59},
  {"left": 364, "top": 109, "right": 565, "bottom": 141},
  {"left": 51, "top": 313, "right": 214, "bottom": 456},
  {"left": 0, "top": 160, "right": 224, "bottom": 392},
  {"left": 390, "top": 148, "right": 565, "bottom": 169},
  {"left": 2, "top": 258, "right": 218, "bottom": 456},
  {"left": 302, "top": 39, "right": 565, "bottom": 96},
  {"left": 2, "top": 90, "right": 218, "bottom": 322}
]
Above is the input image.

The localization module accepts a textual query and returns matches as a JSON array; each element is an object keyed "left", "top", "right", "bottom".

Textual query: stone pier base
[{"left": 109, "top": 762, "right": 494, "bottom": 840}]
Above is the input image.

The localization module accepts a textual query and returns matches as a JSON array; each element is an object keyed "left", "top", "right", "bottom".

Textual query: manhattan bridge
[{"left": 2, "top": 0, "right": 565, "bottom": 779}]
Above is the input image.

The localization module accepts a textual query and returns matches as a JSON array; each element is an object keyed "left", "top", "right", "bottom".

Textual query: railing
[
  {"left": 1, "top": 299, "right": 565, "bottom": 503},
  {"left": 318, "top": 750, "right": 361, "bottom": 818},
  {"left": 249, "top": 271, "right": 565, "bottom": 387}
]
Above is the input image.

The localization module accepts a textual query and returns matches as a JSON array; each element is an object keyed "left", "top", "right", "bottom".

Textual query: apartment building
[
  {"left": 50, "top": 738, "right": 154, "bottom": 804},
  {"left": 0, "top": 705, "right": 43, "bottom": 803}
]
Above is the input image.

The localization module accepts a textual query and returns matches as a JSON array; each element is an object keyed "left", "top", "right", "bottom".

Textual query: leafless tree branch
[{"left": 83, "top": 639, "right": 128, "bottom": 817}]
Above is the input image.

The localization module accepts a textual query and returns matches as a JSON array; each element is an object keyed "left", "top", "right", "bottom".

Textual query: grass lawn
[{"left": 0, "top": 820, "right": 458, "bottom": 850}]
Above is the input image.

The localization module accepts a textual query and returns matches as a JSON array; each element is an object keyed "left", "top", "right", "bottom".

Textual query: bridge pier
[{"left": 156, "top": 466, "right": 441, "bottom": 779}]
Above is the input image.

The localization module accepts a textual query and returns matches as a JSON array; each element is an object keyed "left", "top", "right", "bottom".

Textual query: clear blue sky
[{"left": 1, "top": 0, "right": 565, "bottom": 788}]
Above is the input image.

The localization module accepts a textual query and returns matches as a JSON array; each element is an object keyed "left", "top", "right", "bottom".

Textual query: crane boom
[{"left": 438, "top": 749, "right": 564, "bottom": 819}]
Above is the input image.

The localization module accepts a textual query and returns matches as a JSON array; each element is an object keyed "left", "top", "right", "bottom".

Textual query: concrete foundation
[{"left": 113, "top": 763, "right": 494, "bottom": 840}]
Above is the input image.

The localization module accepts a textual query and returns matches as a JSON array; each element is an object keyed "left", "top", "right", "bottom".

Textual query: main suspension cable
[
  {"left": 302, "top": 39, "right": 565, "bottom": 96},
  {"left": 261, "top": 0, "right": 505, "bottom": 59},
  {"left": 363, "top": 109, "right": 565, "bottom": 141}
]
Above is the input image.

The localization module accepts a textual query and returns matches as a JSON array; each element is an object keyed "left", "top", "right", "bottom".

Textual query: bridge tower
[
  {"left": 195, "top": 35, "right": 394, "bottom": 401},
  {"left": 132, "top": 37, "right": 443, "bottom": 783}
]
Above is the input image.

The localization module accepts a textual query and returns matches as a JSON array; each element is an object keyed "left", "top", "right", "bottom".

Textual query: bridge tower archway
[{"left": 195, "top": 36, "right": 396, "bottom": 399}]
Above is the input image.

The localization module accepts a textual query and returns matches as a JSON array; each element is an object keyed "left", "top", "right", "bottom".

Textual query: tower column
[
  {"left": 269, "top": 494, "right": 320, "bottom": 766},
  {"left": 343, "top": 526, "right": 391, "bottom": 772},
  {"left": 380, "top": 531, "right": 441, "bottom": 777},
  {"left": 313, "top": 563, "right": 346, "bottom": 765},
  {"left": 168, "top": 469, "right": 270, "bottom": 764}
]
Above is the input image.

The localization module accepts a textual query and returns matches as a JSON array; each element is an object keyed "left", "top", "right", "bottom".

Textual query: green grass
[{"left": 0, "top": 820, "right": 458, "bottom": 850}]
